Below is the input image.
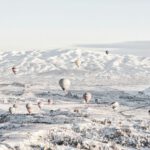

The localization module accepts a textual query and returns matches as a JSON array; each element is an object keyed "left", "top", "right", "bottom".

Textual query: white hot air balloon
[
  {"left": 9, "top": 107, "right": 15, "bottom": 114},
  {"left": 75, "top": 59, "right": 81, "bottom": 68},
  {"left": 111, "top": 102, "right": 119, "bottom": 110},
  {"left": 26, "top": 103, "right": 32, "bottom": 114},
  {"left": 59, "top": 78, "right": 71, "bottom": 92},
  {"left": 83, "top": 92, "right": 92, "bottom": 103}
]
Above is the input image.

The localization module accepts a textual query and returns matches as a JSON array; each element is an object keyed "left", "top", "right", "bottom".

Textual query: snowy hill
[
  {"left": 0, "top": 49, "right": 150, "bottom": 85},
  {"left": 0, "top": 49, "right": 150, "bottom": 150}
]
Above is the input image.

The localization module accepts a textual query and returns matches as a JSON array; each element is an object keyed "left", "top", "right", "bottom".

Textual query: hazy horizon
[{"left": 0, "top": 0, "right": 150, "bottom": 50}]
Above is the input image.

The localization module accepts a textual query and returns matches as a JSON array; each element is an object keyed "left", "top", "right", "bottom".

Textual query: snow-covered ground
[{"left": 0, "top": 49, "right": 150, "bottom": 150}]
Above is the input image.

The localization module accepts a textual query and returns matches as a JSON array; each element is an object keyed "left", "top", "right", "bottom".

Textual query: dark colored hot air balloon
[
  {"left": 12, "top": 66, "right": 16, "bottom": 75},
  {"left": 48, "top": 99, "right": 53, "bottom": 105},
  {"left": 105, "top": 50, "right": 109, "bottom": 55},
  {"left": 13, "top": 104, "right": 17, "bottom": 109}
]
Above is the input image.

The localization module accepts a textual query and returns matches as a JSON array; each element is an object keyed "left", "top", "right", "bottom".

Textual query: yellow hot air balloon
[{"left": 75, "top": 59, "right": 81, "bottom": 68}]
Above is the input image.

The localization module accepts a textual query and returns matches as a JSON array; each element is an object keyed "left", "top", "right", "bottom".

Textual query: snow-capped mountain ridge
[{"left": 0, "top": 49, "right": 150, "bottom": 76}]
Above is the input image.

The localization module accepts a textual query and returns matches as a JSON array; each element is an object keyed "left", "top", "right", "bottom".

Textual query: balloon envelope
[
  {"left": 12, "top": 67, "right": 16, "bottom": 74},
  {"left": 75, "top": 59, "right": 81, "bottom": 68},
  {"left": 59, "top": 78, "right": 71, "bottom": 91},
  {"left": 83, "top": 92, "right": 92, "bottom": 103},
  {"left": 111, "top": 102, "right": 119, "bottom": 110},
  {"left": 26, "top": 103, "right": 32, "bottom": 109},
  {"left": 9, "top": 107, "right": 15, "bottom": 114},
  {"left": 105, "top": 50, "right": 109, "bottom": 55}
]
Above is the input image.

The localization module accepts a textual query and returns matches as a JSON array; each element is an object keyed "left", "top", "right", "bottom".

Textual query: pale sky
[{"left": 0, "top": 0, "right": 150, "bottom": 50}]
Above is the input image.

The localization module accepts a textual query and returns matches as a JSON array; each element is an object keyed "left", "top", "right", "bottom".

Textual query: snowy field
[{"left": 0, "top": 49, "right": 150, "bottom": 150}]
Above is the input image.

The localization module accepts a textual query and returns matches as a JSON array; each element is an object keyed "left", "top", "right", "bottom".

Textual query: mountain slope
[{"left": 0, "top": 49, "right": 150, "bottom": 85}]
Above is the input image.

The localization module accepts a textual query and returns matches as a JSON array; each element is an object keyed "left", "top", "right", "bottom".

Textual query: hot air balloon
[
  {"left": 48, "top": 99, "right": 53, "bottom": 105},
  {"left": 59, "top": 78, "right": 71, "bottom": 92},
  {"left": 9, "top": 107, "right": 15, "bottom": 114},
  {"left": 13, "top": 104, "right": 17, "bottom": 109},
  {"left": 83, "top": 92, "right": 92, "bottom": 103},
  {"left": 37, "top": 101, "right": 43, "bottom": 109},
  {"left": 26, "top": 103, "right": 32, "bottom": 114},
  {"left": 12, "top": 66, "right": 16, "bottom": 75},
  {"left": 111, "top": 102, "right": 119, "bottom": 110},
  {"left": 105, "top": 50, "right": 109, "bottom": 55},
  {"left": 75, "top": 58, "right": 81, "bottom": 68}
]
